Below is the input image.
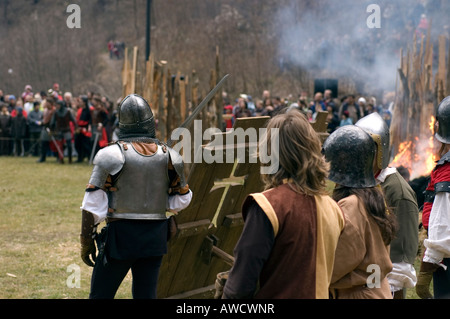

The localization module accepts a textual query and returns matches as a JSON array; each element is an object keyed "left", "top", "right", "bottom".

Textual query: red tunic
[{"left": 422, "top": 153, "right": 450, "bottom": 230}]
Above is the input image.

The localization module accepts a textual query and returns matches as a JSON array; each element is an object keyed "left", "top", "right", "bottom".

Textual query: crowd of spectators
[
  {"left": 0, "top": 82, "right": 396, "bottom": 164},
  {"left": 0, "top": 84, "right": 117, "bottom": 164},
  {"left": 221, "top": 88, "right": 395, "bottom": 134}
]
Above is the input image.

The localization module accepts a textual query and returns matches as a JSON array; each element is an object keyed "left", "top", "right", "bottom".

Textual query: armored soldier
[
  {"left": 356, "top": 112, "right": 419, "bottom": 299},
  {"left": 417, "top": 96, "right": 450, "bottom": 299},
  {"left": 324, "top": 125, "right": 397, "bottom": 299},
  {"left": 79, "top": 94, "right": 192, "bottom": 299},
  {"left": 50, "top": 100, "right": 77, "bottom": 163}
]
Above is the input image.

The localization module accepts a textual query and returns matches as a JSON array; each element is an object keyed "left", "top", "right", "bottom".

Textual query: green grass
[
  {"left": 0, "top": 157, "right": 426, "bottom": 299},
  {"left": 0, "top": 156, "right": 133, "bottom": 299}
]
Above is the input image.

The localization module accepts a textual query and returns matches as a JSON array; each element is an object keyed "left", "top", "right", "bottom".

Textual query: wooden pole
[
  {"left": 172, "top": 71, "right": 182, "bottom": 130},
  {"left": 121, "top": 47, "right": 129, "bottom": 97},
  {"left": 143, "top": 53, "right": 154, "bottom": 104},
  {"left": 130, "top": 46, "right": 138, "bottom": 94},
  {"left": 180, "top": 75, "right": 187, "bottom": 122},
  {"left": 159, "top": 60, "right": 168, "bottom": 141},
  {"left": 215, "top": 46, "right": 223, "bottom": 131}
]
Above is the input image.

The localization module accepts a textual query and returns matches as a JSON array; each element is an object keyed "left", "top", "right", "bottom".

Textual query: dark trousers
[
  {"left": 39, "top": 140, "right": 50, "bottom": 161},
  {"left": 29, "top": 132, "right": 41, "bottom": 156},
  {"left": 75, "top": 133, "right": 92, "bottom": 162},
  {"left": 0, "top": 136, "right": 10, "bottom": 155},
  {"left": 13, "top": 138, "right": 24, "bottom": 156},
  {"left": 89, "top": 255, "right": 163, "bottom": 299},
  {"left": 434, "top": 258, "right": 450, "bottom": 299}
]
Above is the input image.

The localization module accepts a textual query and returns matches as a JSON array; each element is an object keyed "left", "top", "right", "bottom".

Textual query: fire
[
  {"left": 425, "top": 115, "right": 437, "bottom": 174},
  {"left": 390, "top": 116, "right": 437, "bottom": 179},
  {"left": 391, "top": 140, "right": 412, "bottom": 169},
  {"left": 429, "top": 115, "right": 436, "bottom": 132}
]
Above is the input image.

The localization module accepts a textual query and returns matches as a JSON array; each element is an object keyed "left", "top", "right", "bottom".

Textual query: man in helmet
[
  {"left": 50, "top": 99, "right": 77, "bottom": 163},
  {"left": 356, "top": 112, "right": 419, "bottom": 299},
  {"left": 79, "top": 94, "right": 192, "bottom": 299},
  {"left": 324, "top": 125, "right": 397, "bottom": 299},
  {"left": 418, "top": 96, "right": 450, "bottom": 299}
]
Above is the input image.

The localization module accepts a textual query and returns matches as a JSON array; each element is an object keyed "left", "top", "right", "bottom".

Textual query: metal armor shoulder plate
[
  {"left": 93, "top": 143, "right": 125, "bottom": 175},
  {"left": 436, "top": 150, "right": 450, "bottom": 167},
  {"left": 167, "top": 145, "right": 187, "bottom": 187},
  {"left": 89, "top": 143, "right": 125, "bottom": 188}
]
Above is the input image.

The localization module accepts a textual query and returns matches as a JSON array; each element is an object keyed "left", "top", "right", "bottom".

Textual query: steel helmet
[
  {"left": 117, "top": 94, "right": 156, "bottom": 139},
  {"left": 355, "top": 112, "right": 390, "bottom": 170},
  {"left": 435, "top": 96, "right": 450, "bottom": 144},
  {"left": 323, "top": 125, "right": 377, "bottom": 188}
]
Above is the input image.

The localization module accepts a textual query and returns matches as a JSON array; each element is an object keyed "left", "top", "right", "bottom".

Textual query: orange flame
[
  {"left": 391, "top": 140, "right": 412, "bottom": 168},
  {"left": 390, "top": 116, "right": 437, "bottom": 179},
  {"left": 424, "top": 116, "right": 437, "bottom": 174}
]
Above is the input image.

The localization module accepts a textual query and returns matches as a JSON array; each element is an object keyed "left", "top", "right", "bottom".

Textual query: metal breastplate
[
  {"left": 56, "top": 111, "right": 71, "bottom": 132},
  {"left": 107, "top": 143, "right": 169, "bottom": 220}
]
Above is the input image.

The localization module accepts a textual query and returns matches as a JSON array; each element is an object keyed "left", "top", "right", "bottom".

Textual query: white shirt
[
  {"left": 375, "top": 166, "right": 397, "bottom": 184},
  {"left": 81, "top": 189, "right": 193, "bottom": 225},
  {"left": 423, "top": 192, "right": 450, "bottom": 270},
  {"left": 387, "top": 262, "right": 417, "bottom": 292}
]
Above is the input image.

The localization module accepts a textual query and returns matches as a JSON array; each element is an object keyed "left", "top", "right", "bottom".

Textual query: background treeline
[{"left": 1, "top": 0, "right": 449, "bottom": 103}]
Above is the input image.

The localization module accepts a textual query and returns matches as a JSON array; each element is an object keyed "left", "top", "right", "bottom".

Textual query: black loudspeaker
[{"left": 314, "top": 79, "right": 338, "bottom": 98}]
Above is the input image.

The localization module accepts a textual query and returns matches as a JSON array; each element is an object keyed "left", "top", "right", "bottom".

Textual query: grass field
[
  {"left": 0, "top": 156, "right": 133, "bottom": 299},
  {"left": 0, "top": 156, "right": 425, "bottom": 299}
]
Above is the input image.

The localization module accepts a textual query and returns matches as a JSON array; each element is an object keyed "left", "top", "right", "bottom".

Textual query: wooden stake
[
  {"left": 437, "top": 35, "right": 446, "bottom": 91},
  {"left": 130, "top": 46, "right": 138, "bottom": 94},
  {"left": 121, "top": 48, "right": 129, "bottom": 98},
  {"left": 215, "top": 46, "right": 223, "bottom": 131},
  {"left": 159, "top": 60, "right": 168, "bottom": 141}
]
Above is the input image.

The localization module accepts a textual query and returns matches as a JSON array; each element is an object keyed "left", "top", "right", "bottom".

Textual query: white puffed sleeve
[
  {"left": 80, "top": 189, "right": 108, "bottom": 224},
  {"left": 387, "top": 261, "right": 417, "bottom": 292},
  {"left": 423, "top": 192, "right": 450, "bottom": 269},
  {"left": 167, "top": 190, "right": 193, "bottom": 213}
]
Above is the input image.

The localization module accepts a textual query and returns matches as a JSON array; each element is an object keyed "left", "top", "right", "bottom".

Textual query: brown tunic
[
  {"left": 330, "top": 195, "right": 393, "bottom": 299},
  {"left": 244, "top": 183, "right": 345, "bottom": 299}
]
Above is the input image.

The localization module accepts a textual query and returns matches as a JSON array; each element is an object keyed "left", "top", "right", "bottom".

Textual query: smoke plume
[{"left": 273, "top": 0, "right": 448, "bottom": 95}]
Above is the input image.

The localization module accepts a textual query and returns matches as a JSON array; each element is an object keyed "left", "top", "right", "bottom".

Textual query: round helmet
[
  {"left": 355, "top": 112, "right": 390, "bottom": 170},
  {"left": 117, "top": 94, "right": 155, "bottom": 139},
  {"left": 435, "top": 96, "right": 450, "bottom": 144},
  {"left": 323, "top": 125, "right": 377, "bottom": 188}
]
